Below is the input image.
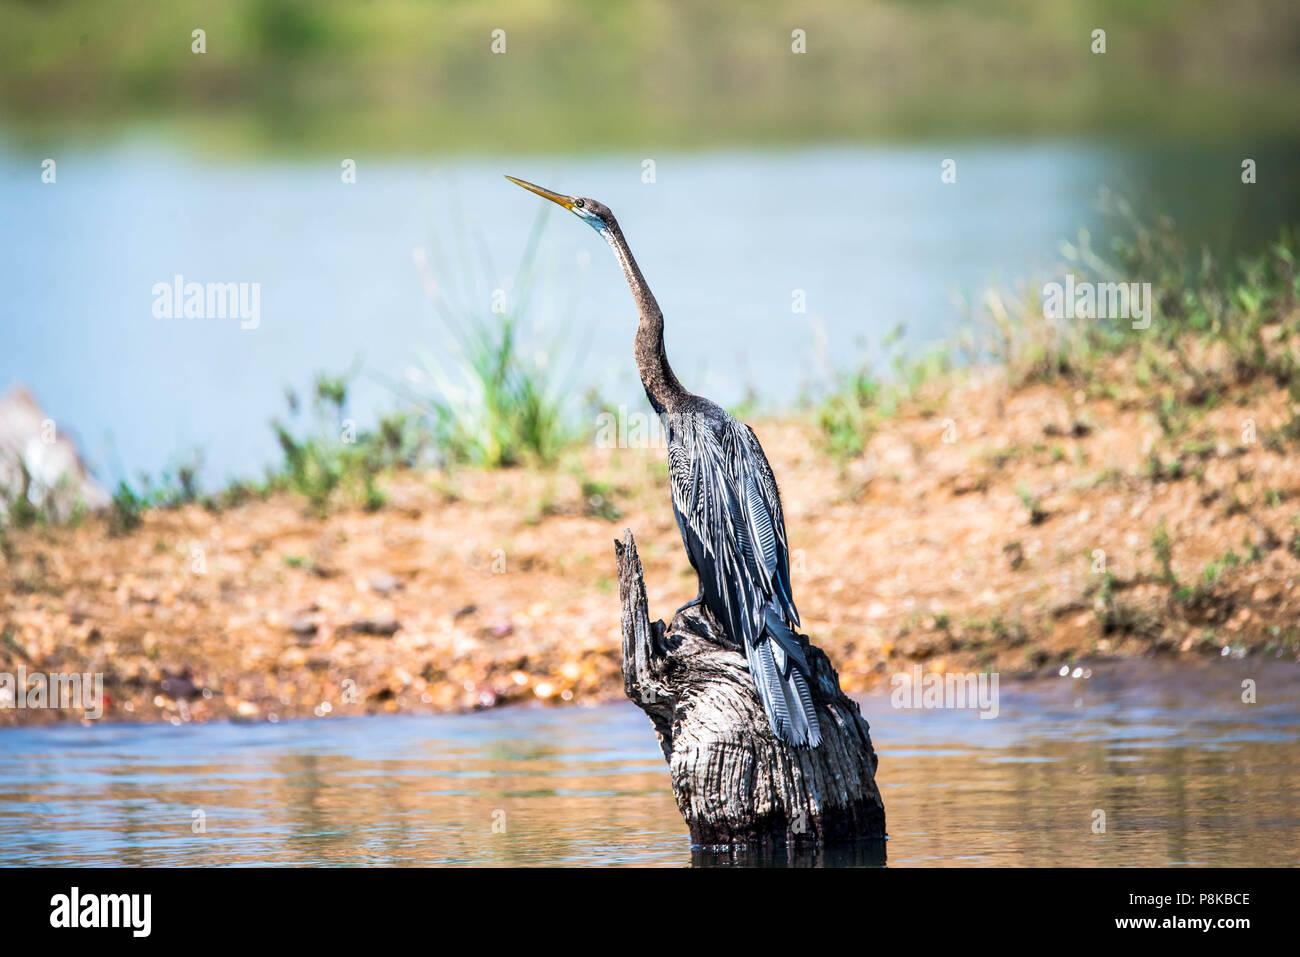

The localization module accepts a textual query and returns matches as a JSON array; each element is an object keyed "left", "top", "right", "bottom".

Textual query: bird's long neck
[{"left": 602, "top": 220, "right": 688, "bottom": 414}]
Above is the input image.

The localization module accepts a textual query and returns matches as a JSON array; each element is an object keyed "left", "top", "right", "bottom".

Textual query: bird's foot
[{"left": 674, "top": 591, "right": 705, "bottom": 616}]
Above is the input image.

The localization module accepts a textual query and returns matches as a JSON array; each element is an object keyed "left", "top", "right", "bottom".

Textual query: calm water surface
[
  {"left": 3, "top": 141, "right": 1297, "bottom": 486},
  {"left": 1, "top": 659, "right": 1296, "bottom": 867}
]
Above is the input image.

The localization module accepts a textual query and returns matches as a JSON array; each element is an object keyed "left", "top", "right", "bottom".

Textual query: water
[
  {"left": 2, "top": 659, "right": 1297, "bottom": 866},
  {"left": 3, "top": 141, "right": 1298, "bottom": 487}
]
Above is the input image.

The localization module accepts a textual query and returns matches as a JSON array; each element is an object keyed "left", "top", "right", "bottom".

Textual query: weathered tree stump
[{"left": 615, "top": 529, "right": 886, "bottom": 850}]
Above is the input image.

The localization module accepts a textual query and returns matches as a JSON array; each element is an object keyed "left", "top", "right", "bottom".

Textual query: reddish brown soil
[{"left": 3, "top": 370, "right": 1298, "bottom": 726}]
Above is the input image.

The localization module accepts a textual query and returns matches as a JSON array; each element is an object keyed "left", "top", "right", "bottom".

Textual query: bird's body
[
  {"left": 662, "top": 399, "right": 821, "bottom": 747},
  {"left": 508, "top": 176, "right": 822, "bottom": 747}
]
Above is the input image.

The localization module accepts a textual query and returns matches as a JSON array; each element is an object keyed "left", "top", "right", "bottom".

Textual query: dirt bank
[{"left": 3, "top": 370, "right": 1298, "bottom": 726}]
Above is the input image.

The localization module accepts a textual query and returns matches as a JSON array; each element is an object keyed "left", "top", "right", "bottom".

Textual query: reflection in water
[
  {"left": 694, "top": 840, "right": 888, "bottom": 868},
  {"left": 0, "top": 659, "right": 1297, "bottom": 866}
]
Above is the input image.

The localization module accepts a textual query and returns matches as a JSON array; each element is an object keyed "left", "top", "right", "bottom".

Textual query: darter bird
[{"left": 507, "top": 176, "right": 821, "bottom": 747}]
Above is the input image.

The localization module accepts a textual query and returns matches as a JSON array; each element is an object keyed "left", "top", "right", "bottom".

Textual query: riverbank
[
  {"left": 6, "top": 208, "right": 1300, "bottom": 726},
  {"left": 4, "top": 359, "right": 1298, "bottom": 726}
]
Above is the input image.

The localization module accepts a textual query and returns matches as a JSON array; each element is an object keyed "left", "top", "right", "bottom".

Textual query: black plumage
[
  {"left": 507, "top": 176, "right": 822, "bottom": 747},
  {"left": 664, "top": 403, "right": 820, "bottom": 747}
]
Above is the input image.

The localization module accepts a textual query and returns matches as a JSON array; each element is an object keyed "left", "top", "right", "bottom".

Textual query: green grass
[
  {"left": 1015, "top": 484, "right": 1049, "bottom": 525},
  {"left": 811, "top": 322, "right": 952, "bottom": 461},
  {"left": 251, "top": 209, "right": 579, "bottom": 512},
  {"left": 402, "top": 205, "right": 575, "bottom": 469},
  {"left": 268, "top": 372, "right": 415, "bottom": 516},
  {"left": 577, "top": 472, "right": 622, "bottom": 522},
  {"left": 971, "top": 198, "right": 1299, "bottom": 398},
  {"left": 3, "top": 207, "right": 587, "bottom": 528},
  {"left": 815, "top": 366, "right": 880, "bottom": 460},
  {"left": 1151, "top": 517, "right": 1177, "bottom": 589},
  {"left": 812, "top": 199, "right": 1300, "bottom": 462},
  {"left": 108, "top": 480, "right": 145, "bottom": 535}
]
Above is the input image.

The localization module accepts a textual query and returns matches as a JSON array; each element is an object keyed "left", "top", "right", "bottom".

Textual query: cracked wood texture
[{"left": 616, "top": 529, "right": 887, "bottom": 848}]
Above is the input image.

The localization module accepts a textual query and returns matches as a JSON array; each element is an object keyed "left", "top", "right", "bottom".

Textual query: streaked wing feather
[
  {"left": 666, "top": 412, "right": 801, "bottom": 636},
  {"left": 666, "top": 413, "right": 767, "bottom": 646},
  {"left": 740, "top": 425, "right": 799, "bottom": 625}
]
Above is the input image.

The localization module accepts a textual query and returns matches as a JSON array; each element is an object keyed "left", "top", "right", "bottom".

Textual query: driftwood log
[{"left": 615, "top": 529, "right": 886, "bottom": 853}]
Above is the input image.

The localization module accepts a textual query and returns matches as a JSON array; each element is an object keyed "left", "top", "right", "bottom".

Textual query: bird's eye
[{"left": 574, "top": 199, "right": 585, "bottom": 209}]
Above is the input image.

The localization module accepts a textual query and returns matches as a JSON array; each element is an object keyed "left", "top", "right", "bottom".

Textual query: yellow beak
[{"left": 505, "top": 175, "right": 577, "bottom": 212}]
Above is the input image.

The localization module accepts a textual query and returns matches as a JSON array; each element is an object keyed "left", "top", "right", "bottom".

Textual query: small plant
[
  {"left": 1200, "top": 549, "right": 1241, "bottom": 587},
  {"left": 1015, "top": 484, "right": 1048, "bottom": 524},
  {"left": 1144, "top": 450, "right": 1184, "bottom": 483},
  {"left": 812, "top": 324, "right": 951, "bottom": 461},
  {"left": 816, "top": 367, "right": 879, "bottom": 460},
  {"left": 109, "top": 480, "right": 145, "bottom": 535},
  {"left": 0, "top": 457, "right": 83, "bottom": 530},
  {"left": 202, "top": 478, "right": 271, "bottom": 513},
  {"left": 362, "top": 473, "right": 386, "bottom": 512},
  {"left": 1151, "top": 517, "right": 1177, "bottom": 589},
  {"left": 1155, "top": 394, "right": 1187, "bottom": 437},
  {"left": 2, "top": 465, "right": 40, "bottom": 529},
  {"left": 411, "top": 205, "right": 575, "bottom": 468},
  {"left": 967, "top": 197, "right": 1300, "bottom": 405},
  {"left": 270, "top": 371, "right": 410, "bottom": 515},
  {"left": 579, "top": 474, "right": 622, "bottom": 521}
]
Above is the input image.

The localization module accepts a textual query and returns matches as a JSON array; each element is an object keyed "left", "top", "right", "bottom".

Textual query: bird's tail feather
[{"left": 746, "top": 609, "right": 821, "bottom": 748}]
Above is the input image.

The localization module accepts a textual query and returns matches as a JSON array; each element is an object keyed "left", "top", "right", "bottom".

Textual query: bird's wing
[
  {"left": 734, "top": 423, "right": 799, "bottom": 626},
  {"left": 666, "top": 412, "right": 794, "bottom": 647}
]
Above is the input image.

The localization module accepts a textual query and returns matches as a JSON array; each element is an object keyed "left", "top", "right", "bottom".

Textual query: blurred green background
[{"left": 2, "top": 0, "right": 1298, "bottom": 154}]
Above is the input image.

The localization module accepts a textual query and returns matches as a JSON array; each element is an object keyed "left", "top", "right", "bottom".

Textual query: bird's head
[{"left": 506, "top": 176, "right": 613, "bottom": 235}]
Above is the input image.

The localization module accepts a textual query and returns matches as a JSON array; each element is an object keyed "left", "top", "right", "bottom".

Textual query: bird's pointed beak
[{"left": 505, "top": 175, "right": 577, "bottom": 212}]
